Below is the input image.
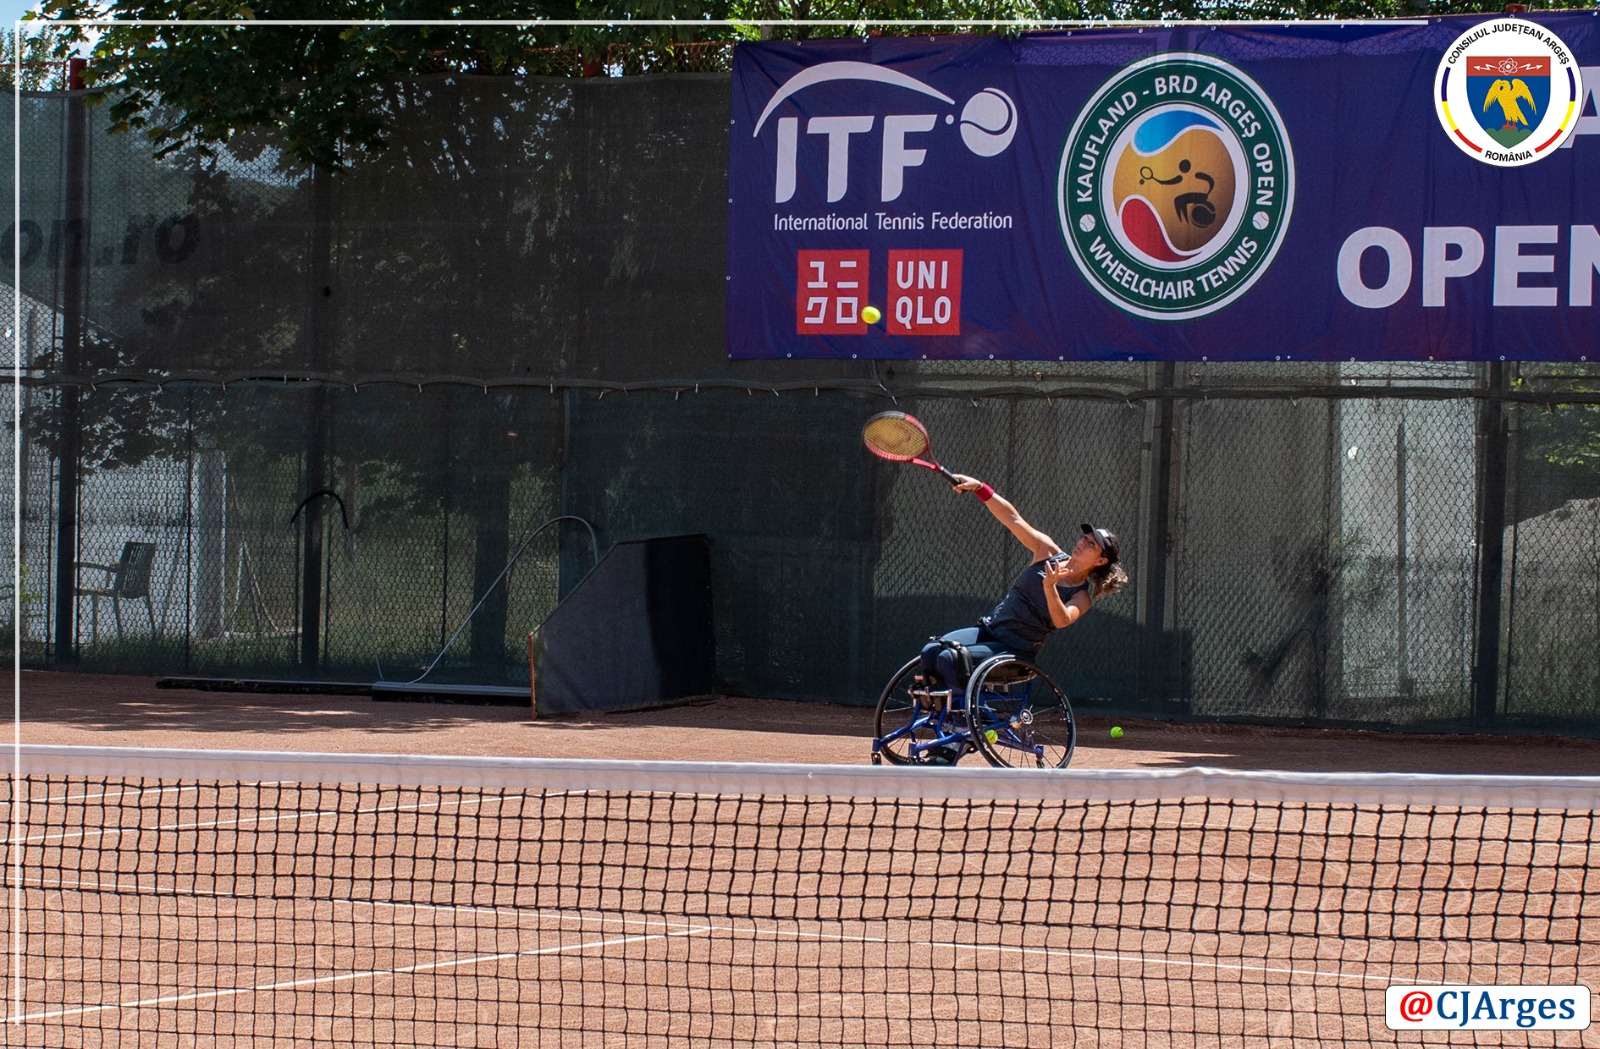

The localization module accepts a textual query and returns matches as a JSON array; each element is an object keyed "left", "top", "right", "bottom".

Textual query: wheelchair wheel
[
  {"left": 871, "top": 657, "right": 952, "bottom": 765},
  {"left": 967, "top": 655, "right": 1076, "bottom": 769}
]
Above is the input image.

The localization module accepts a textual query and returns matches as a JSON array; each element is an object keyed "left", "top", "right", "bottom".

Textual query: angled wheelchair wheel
[
  {"left": 871, "top": 657, "right": 954, "bottom": 765},
  {"left": 967, "top": 655, "right": 1076, "bottom": 769}
]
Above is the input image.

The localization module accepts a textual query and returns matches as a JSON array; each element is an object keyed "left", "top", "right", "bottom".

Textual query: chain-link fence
[{"left": 6, "top": 74, "right": 1598, "bottom": 734}]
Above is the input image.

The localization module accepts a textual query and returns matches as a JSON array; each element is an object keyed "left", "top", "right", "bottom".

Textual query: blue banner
[{"left": 726, "top": 15, "right": 1599, "bottom": 361}]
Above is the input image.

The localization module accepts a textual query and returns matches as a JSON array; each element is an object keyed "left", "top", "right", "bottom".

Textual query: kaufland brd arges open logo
[{"left": 1059, "top": 54, "right": 1294, "bottom": 320}]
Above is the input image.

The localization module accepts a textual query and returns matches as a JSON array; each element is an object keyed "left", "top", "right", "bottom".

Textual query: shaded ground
[{"left": 13, "top": 670, "right": 1600, "bottom": 774}]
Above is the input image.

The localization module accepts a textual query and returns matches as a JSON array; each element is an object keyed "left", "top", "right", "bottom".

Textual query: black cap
[{"left": 1081, "top": 523, "right": 1120, "bottom": 563}]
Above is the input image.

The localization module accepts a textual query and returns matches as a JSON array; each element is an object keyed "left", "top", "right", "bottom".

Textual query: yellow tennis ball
[
  {"left": 983, "top": 729, "right": 998, "bottom": 744},
  {"left": 861, "top": 305, "right": 881, "bottom": 324},
  {"left": 1110, "top": 726, "right": 1124, "bottom": 739}
]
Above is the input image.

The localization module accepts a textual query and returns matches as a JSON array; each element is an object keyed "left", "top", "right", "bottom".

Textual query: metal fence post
[
  {"left": 1471, "top": 362, "right": 1511, "bottom": 729},
  {"left": 299, "top": 165, "right": 334, "bottom": 672},
  {"left": 51, "top": 58, "right": 89, "bottom": 663},
  {"left": 1138, "top": 363, "right": 1178, "bottom": 705}
]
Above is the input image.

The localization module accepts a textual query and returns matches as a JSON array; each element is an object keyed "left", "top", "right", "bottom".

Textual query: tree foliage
[
  {"left": 1516, "top": 373, "right": 1600, "bottom": 483},
  {"left": 36, "top": 1, "right": 728, "bottom": 166},
  {"left": 38, "top": 0, "right": 1510, "bottom": 168},
  {"left": 1, "top": 19, "right": 78, "bottom": 89}
]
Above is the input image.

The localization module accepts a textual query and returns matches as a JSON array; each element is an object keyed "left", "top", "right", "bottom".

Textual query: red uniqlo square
[
  {"left": 796, "top": 250, "right": 870, "bottom": 335},
  {"left": 886, "top": 249, "right": 963, "bottom": 336}
]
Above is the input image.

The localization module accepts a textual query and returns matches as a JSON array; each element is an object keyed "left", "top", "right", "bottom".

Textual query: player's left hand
[{"left": 1042, "top": 554, "right": 1072, "bottom": 582}]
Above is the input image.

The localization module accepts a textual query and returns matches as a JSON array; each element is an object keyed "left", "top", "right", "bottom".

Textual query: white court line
[
  {"left": 2, "top": 784, "right": 600, "bottom": 850},
  {"left": 4, "top": 788, "right": 511, "bottom": 849},
  {"left": 7, "top": 921, "right": 714, "bottom": 1023},
  {"left": 3, "top": 868, "right": 1413, "bottom": 1020},
  {"left": 5, "top": 788, "right": 1590, "bottom": 1023},
  {"left": 13, "top": 783, "right": 199, "bottom": 807},
  {"left": 944, "top": 939, "right": 1393, "bottom": 986}
]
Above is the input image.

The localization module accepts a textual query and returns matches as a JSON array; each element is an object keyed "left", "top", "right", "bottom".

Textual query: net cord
[{"left": 11, "top": 744, "right": 1600, "bottom": 810}]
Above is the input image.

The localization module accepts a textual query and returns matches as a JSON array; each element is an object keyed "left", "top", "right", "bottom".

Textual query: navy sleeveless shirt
[{"left": 980, "top": 559, "right": 1090, "bottom": 653}]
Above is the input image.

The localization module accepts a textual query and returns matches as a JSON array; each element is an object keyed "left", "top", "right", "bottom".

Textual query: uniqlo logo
[
  {"left": 886, "top": 249, "right": 962, "bottom": 335},
  {"left": 796, "top": 250, "right": 870, "bottom": 334}
]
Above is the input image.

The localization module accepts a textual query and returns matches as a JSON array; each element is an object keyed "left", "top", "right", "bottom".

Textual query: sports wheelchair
[{"left": 869, "top": 643, "right": 1077, "bottom": 769}]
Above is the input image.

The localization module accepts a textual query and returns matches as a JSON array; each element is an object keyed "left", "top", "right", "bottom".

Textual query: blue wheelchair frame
[{"left": 869, "top": 651, "right": 1077, "bottom": 769}]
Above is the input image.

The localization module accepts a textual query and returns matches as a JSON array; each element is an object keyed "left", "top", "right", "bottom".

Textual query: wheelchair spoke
[
  {"left": 968, "top": 656, "right": 1076, "bottom": 769},
  {"left": 871, "top": 657, "right": 975, "bottom": 766}
]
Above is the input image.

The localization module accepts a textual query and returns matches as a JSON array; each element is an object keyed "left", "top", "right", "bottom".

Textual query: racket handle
[{"left": 938, "top": 466, "right": 961, "bottom": 488}]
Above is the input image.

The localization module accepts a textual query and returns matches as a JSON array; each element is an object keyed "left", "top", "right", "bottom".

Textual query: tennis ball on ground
[
  {"left": 1110, "top": 726, "right": 1124, "bottom": 739},
  {"left": 861, "top": 305, "right": 882, "bottom": 325}
]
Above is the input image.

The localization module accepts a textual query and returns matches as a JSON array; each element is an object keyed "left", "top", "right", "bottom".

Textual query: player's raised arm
[{"left": 949, "top": 474, "right": 1059, "bottom": 561}]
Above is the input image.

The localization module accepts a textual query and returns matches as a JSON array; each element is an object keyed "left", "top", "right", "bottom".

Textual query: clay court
[
  {"left": 14, "top": 670, "right": 1600, "bottom": 774},
  {"left": 7, "top": 672, "right": 1600, "bottom": 1047}
]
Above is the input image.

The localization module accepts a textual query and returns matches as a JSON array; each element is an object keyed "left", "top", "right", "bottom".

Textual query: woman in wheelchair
[
  {"left": 920, "top": 474, "right": 1128, "bottom": 693},
  {"left": 877, "top": 474, "right": 1128, "bottom": 767}
]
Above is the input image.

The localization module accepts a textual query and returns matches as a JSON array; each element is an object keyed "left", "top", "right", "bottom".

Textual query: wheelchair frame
[{"left": 869, "top": 651, "right": 1077, "bottom": 769}]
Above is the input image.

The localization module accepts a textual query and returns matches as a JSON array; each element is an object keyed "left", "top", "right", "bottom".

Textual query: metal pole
[
  {"left": 299, "top": 164, "right": 333, "bottom": 671},
  {"left": 1139, "top": 363, "right": 1177, "bottom": 704},
  {"left": 51, "top": 58, "right": 88, "bottom": 663},
  {"left": 1396, "top": 420, "right": 1411, "bottom": 695},
  {"left": 1471, "top": 362, "right": 1511, "bottom": 729},
  {"left": 183, "top": 392, "right": 194, "bottom": 668},
  {"left": 440, "top": 391, "right": 453, "bottom": 648}
]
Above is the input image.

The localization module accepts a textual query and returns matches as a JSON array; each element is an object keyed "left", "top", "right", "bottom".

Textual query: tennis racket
[{"left": 861, "top": 411, "right": 960, "bottom": 487}]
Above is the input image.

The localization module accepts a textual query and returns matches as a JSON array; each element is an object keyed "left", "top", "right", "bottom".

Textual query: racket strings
[{"left": 862, "top": 416, "right": 929, "bottom": 460}]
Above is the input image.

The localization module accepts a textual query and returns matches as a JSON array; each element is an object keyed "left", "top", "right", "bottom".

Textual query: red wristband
[{"left": 975, "top": 483, "right": 994, "bottom": 502}]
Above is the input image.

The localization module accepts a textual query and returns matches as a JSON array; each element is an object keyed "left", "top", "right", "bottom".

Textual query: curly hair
[{"left": 1089, "top": 562, "right": 1130, "bottom": 599}]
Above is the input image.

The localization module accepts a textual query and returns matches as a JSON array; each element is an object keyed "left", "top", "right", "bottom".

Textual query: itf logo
[
  {"left": 1434, "top": 18, "right": 1585, "bottom": 166},
  {"left": 1057, "top": 53, "right": 1294, "bottom": 320},
  {"left": 752, "top": 62, "right": 1019, "bottom": 204},
  {"left": 1386, "top": 986, "right": 1592, "bottom": 1031}
]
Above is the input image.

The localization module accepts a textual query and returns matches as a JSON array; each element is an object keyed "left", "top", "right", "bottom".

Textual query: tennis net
[{"left": 3, "top": 745, "right": 1596, "bottom": 1047}]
